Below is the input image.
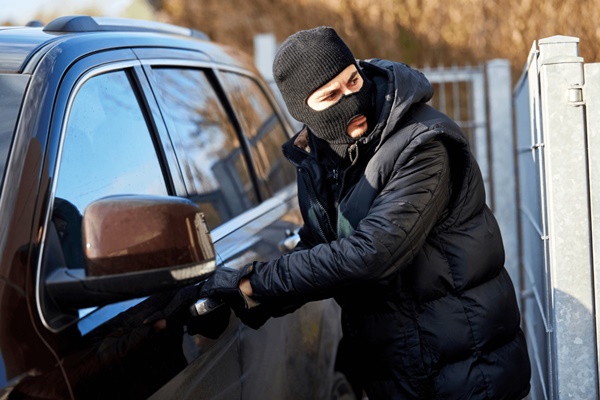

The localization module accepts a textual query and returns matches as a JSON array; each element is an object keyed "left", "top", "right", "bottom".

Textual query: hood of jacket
[{"left": 360, "top": 58, "right": 434, "bottom": 153}]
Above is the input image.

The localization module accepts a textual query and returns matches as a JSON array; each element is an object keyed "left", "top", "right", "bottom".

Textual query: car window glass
[
  {"left": 150, "top": 67, "right": 257, "bottom": 229},
  {"left": 0, "top": 75, "right": 29, "bottom": 195},
  {"left": 54, "top": 69, "right": 168, "bottom": 269},
  {"left": 218, "top": 72, "right": 296, "bottom": 197}
]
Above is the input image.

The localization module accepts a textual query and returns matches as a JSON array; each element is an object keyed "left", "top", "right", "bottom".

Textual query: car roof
[
  {"left": 0, "top": 15, "right": 255, "bottom": 74},
  {"left": 0, "top": 27, "right": 57, "bottom": 72}
]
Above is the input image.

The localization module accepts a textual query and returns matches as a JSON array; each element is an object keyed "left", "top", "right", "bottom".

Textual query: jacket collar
[{"left": 282, "top": 127, "right": 312, "bottom": 167}]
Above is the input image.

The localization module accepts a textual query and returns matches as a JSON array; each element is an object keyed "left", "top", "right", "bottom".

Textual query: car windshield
[{"left": 0, "top": 74, "right": 29, "bottom": 198}]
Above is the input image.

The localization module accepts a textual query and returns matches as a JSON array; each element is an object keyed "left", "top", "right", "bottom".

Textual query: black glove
[
  {"left": 144, "top": 284, "right": 231, "bottom": 339},
  {"left": 198, "top": 264, "right": 254, "bottom": 311},
  {"left": 198, "top": 263, "right": 275, "bottom": 330}
]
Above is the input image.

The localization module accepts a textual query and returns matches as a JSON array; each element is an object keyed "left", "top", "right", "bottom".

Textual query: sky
[{"left": 1, "top": 0, "right": 134, "bottom": 25}]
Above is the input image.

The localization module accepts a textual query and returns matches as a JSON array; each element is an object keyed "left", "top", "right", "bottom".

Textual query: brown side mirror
[
  {"left": 44, "top": 195, "right": 217, "bottom": 314},
  {"left": 83, "top": 194, "right": 215, "bottom": 276}
]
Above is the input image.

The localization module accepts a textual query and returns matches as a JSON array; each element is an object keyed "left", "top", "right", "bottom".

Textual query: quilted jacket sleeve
[{"left": 249, "top": 138, "right": 452, "bottom": 302}]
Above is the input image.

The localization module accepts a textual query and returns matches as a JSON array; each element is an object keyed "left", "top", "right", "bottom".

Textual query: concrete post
[{"left": 486, "top": 59, "right": 520, "bottom": 298}]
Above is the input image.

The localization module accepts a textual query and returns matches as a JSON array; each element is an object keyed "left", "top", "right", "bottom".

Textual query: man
[{"left": 199, "top": 26, "right": 531, "bottom": 399}]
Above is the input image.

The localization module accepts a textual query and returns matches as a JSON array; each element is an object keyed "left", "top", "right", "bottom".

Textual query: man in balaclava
[
  {"left": 198, "top": 26, "right": 531, "bottom": 400},
  {"left": 271, "top": 26, "right": 377, "bottom": 164}
]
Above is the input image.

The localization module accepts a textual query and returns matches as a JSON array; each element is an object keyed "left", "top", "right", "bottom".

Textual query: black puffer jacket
[{"left": 248, "top": 59, "right": 531, "bottom": 399}]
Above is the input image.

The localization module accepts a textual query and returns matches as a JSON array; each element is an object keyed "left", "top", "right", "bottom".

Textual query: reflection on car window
[
  {"left": 54, "top": 69, "right": 168, "bottom": 269},
  {"left": 218, "top": 72, "right": 296, "bottom": 197},
  {"left": 150, "top": 67, "right": 257, "bottom": 229}
]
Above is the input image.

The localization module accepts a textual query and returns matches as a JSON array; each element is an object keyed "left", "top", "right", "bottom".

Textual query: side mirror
[
  {"left": 44, "top": 195, "right": 216, "bottom": 312},
  {"left": 83, "top": 194, "right": 215, "bottom": 276}
]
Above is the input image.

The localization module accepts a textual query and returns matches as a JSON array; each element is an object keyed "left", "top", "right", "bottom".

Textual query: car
[{"left": 0, "top": 15, "right": 352, "bottom": 399}]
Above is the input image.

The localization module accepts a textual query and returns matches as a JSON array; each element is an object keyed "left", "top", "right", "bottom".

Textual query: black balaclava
[{"left": 272, "top": 26, "right": 375, "bottom": 160}]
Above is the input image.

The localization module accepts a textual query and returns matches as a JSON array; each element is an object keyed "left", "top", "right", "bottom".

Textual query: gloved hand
[
  {"left": 198, "top": 263, "right": 255, "bottom": 311},
  {"left": 198, "top": 263, "right": 275, "bottom": 330},
  {"left": 144, "top": 283, "right": 231, "bottom": 339},
  {"left": 198, "top": 264, "right": 312, "bottom": 330}
]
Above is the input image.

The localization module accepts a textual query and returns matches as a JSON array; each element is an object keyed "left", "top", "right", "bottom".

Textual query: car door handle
[
  {"left": 190, "top": 297, "right": 225, "bottom": 316},
  {"left": 278, "top": 229, "right": 300, "bottom": 252}
]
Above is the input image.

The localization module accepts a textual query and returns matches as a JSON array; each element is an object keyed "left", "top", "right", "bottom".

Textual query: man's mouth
[{"left": 348, "top": 115, "right": 367, "bottom": 127}]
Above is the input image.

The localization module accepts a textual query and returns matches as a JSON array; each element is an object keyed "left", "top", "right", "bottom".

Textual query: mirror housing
[
  {"left": 83, "top": 194, "right": 215, "bottom": 276},
  {"left": 45, "top": 195, "right": 216, "bottom": 311}
]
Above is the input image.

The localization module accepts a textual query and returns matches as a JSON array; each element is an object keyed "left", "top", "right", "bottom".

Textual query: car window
[
  {"left": 54, "top": 69, "right": 169, "bottom": 270},
  {"left": 0, "top": 74, "right": 29, "bottom": 198},
  {"left": 218, "top": 72, "right": 296, "bottom": 197},
  {"left": 149, "top": 67, "right": 257, "bottom": 229}
]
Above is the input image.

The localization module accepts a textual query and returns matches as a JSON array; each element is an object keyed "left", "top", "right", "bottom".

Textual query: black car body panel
[{"left": 0, "top": 17, "right": 343, "bottom": 399}]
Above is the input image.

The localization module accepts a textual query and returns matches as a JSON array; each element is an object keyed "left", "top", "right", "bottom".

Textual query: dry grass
[{"left": 155, "top": 0, "right": 600, "bottom": 82}]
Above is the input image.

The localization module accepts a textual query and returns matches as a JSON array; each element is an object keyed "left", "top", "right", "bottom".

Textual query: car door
[
  {"left": 140, "top": 60, "right": 300, "bottom": 400},
  {"left": 140, "top": 53, "right": 342, "bottom": 399},
  {"left": 9, "top": 50, "right": 241, "bottom": 400}
]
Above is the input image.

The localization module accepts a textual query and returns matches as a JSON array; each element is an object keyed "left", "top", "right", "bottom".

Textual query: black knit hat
[
  {"left": 272, "top": 27, "right": 375, "bottom": 160},
  {"left": 272, "top": 26, "right": 357, "bottom": 121}
]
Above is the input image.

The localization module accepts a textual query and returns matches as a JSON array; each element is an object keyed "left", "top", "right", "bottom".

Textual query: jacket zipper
[
  {"left": 332, "top": 168, "right": 340, "bottom": 209},
  {"left": 336, "top": 137, "right": 367, "bottom": 205}
]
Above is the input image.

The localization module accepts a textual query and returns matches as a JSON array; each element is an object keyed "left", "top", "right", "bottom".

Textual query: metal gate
[
  {"left": 421, "top": 64, "right": 489, "bottom": 193},
  {"left": 514, "top": 35, "right": 600, "bottom": 400}
]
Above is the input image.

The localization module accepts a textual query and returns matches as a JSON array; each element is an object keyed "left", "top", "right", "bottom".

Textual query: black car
[{"left": 0, "top": 15, "right": 351, "bottom": 399}]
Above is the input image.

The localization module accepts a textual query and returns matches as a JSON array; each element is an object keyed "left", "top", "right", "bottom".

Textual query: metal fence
[
  {"left": 420, "top": 64, "right": 488, "bottom": 190},
  {"left": 513, "top": 35, "right": 599, "bottom": 400}
]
